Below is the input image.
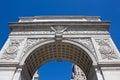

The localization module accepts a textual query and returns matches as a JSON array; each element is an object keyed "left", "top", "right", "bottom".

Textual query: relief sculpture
[
  {"left": 71, "top": 38, "right": 95, "bottom": 55},
  {"left": 51, "top": 26, "right": 67, "bottom": 40},
  {"left": 24, "top": 38, "right": 46, "bottom": 53},
  {"left": 95, "top": 39, "right": 118, "bottom": 60},
  {"left": 1, "top": 39, "right": 23, "bottom": 60}
]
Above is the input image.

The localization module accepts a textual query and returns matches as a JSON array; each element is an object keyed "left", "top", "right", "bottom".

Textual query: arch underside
[{"left": 22, "top": 42, "right": 93, "bottom": 79}]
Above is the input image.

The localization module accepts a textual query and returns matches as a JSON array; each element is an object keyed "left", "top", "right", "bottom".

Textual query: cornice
[
  {"left": 9, "top": 21, "right": 111, "bottom": 31},
  {"left": 19, "top": 16, "right": 101, "bottom": 20}
]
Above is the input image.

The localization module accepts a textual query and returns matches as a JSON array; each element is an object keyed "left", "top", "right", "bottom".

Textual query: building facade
[{"left": 0, "top": 16, "right": 120, "bottom": 80}]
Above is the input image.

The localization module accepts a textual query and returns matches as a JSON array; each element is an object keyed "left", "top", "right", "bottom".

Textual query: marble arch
[
  {"left": 0, "top": 16, "right": 120, "bottom": 80},
  {"left": 21, "top": 39, "right": 96, "bottom": 80}
]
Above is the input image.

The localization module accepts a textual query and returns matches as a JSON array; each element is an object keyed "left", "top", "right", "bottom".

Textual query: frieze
[
  {"left": 64, "top": 31, "right": 109, "bottom": 35},
  {"left": 24, "top": 38, "right": 47, "bottom": 53},
  {"left": 95, "top": 39, "right": 118, "bottom": 60},
  {"left": 10, "top": 31, "right": 109, "bottom": 35},
  {"left": 1, "top": 39, "right": 23, "bottom": 60}
]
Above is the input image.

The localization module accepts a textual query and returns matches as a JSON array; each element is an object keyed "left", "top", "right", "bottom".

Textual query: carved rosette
[
  {"left": 71, "top": 38, "right": 95, "bottom": 54},
  {"left": 95, "top": 39, "right": 118, "bottom": 60},
  {"left": 2, "top": 39, "right": 23, "bottom": 60},
  {"left": 24, "top": 38, "right": 47, "bottom": 53}
]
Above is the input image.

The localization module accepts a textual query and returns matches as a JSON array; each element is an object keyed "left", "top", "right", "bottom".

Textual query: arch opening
[
  {"left": 38, "top": 60, "right": 87, "bottom": 80},
  {"left": 21, "top": 41, "right": 93, "bottom": 80},
  {"left": 38, "top": 60, "right": 73, "bottom": 80}
]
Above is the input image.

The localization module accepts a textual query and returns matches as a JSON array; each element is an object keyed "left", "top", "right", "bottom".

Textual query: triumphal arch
[{"left": 0, "top": 16, "right": 120, "bottom": 80}]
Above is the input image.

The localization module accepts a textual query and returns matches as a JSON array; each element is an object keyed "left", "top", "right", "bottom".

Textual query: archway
[{"left": 21, "top": 40, "right": 96, "bottom": 80}]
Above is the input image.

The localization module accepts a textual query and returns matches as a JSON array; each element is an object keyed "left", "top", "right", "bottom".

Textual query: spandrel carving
[
  {"left": 71, "top": 38, "right": 95, "bottom": 54},
  {"left": 24, "top": 38, "right": 47, "bottom": 53}
]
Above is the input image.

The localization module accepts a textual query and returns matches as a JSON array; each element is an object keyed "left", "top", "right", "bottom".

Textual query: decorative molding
[
  {"left": 1, "top": 39, "right": 23, "bottom": 60},
  {"left": 10, "top": 30, "right": 109, "bottom": 35},
  {"left": 23, "top": 38, "right": 47, "bottom": 53},
  {"left": 95, "top": 39, "right": 118, "bottom": 60},
  {"left": 64, "top": 31, "right": 109, "bottom": 35}
]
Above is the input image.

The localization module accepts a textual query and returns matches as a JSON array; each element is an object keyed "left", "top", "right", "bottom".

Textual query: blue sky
[{"left": 0, "top": 0, "right": 120, "bottom": 80}]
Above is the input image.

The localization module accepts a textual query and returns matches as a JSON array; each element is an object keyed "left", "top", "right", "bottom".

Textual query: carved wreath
[
  {"left": 99, "top": 43, "right": 113, "bottom": 55},
  {"left": 97, "top": 39, "right": 117, "bottom": 60}
]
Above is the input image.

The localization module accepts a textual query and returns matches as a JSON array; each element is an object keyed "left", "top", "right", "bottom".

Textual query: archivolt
[{"left": 21, "top": 39, "right": 96, "bottom": 80}]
